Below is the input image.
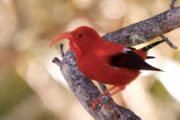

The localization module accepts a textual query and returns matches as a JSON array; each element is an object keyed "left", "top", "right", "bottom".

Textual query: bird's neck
[
  {"left": 70, "top": 39, "right": 104, "bottom": 62},
  {"left": 70, "top": 39, "right": 104, "bottom": 54},
  {"left": 70, "top": 41, "right": 82, "bottom": 58}
]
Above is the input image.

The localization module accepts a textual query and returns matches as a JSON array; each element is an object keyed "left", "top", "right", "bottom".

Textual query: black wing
[{"left": 109, "top": 51, "right": 162, "bottom": 71}]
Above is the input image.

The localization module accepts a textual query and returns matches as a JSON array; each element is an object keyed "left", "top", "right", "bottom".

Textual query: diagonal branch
[
  {"left": 53, "top": 7, "right": 180, "bottom": 120},
  {"left": 104, "top": 7, "right": 180, "bottom": 46}
]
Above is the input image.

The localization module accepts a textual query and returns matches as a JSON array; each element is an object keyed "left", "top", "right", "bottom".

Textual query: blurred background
[{"left": 0, "top": 0, "right": 180, "bottom": 120}]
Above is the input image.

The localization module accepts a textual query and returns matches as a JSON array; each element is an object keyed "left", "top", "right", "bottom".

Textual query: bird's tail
[{"left": 141, "top": 40, "right": 165, "bottom": 52}]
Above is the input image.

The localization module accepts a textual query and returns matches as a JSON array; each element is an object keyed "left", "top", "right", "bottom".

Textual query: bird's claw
[
  {"left": 90, "top": 91, "right": 110, "bottom": 110},
  {"left": 90, "top": 95, "right": 116, "bottom": 113},
  {"left": 90, "top": 96, "right": 101, "bottom": 110}
]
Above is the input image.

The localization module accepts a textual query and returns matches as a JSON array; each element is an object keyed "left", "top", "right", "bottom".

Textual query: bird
[{"left": 50, "top": 26, "right": 163, "bottom": 105}]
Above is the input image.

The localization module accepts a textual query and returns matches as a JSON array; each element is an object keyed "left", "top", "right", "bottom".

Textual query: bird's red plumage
[
  {"left": 76, "top": 41, "right": 140, "bottom": 86},
  {"left": 50, "top": 26, "right": 162, "bottom": 90}
]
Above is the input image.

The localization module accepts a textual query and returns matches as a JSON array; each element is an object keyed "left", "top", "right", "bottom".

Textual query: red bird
[{"left": 50, "top": 26, "right": 163, "bottom": 96}]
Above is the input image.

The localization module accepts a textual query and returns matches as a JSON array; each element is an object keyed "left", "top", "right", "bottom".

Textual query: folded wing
[{"left": 108, "top": 51, "right": 162, "bottom": 71}]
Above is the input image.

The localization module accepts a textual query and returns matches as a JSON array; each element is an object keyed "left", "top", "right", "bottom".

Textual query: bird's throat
[{"left": 70, "top": 41, "right": 82, "bottom": 57}]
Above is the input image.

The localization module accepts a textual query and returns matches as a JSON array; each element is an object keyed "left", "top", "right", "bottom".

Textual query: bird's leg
[
  {"left": 60, "top": 44, "right": 65, "bottom": 57},
  {"left": 98, "top": 82, "right": 107, "bottom": 92},
  {"left": 90, "top": 85, "right": 125, "bottom": 109},
  {"left": 107, "top": 86, "right": 127, "bottom": 107},
  {"left": 90, "top": 86, "right": 116, "bottom": 109},
  {"left": 99, "top": 85, "right": 125, "bottom": 96},
  {"left": 169, "top": 0, "right": 176, "bottom": 10},
  {"left": 102, "top": 85, "right": 117, "bottom": 95},
  {"left": 109, "top": 86, "right": 125, "bottom": 96},
  {"left": 160, "top": 35, "right": 177, "bottom": 49}
]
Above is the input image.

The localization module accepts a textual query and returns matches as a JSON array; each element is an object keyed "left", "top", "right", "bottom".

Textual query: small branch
[
  {"left": 60, "top": 44, "right": 65, "bottom": 57},
  {"left": 160, "top": 35, "right": 178, "bottom": 49},
  {"left": 169, "top": 0, "right": 176, "bottom": 10},
  {"left": 53, "top": 7, "right": 180, "bottom": 120},
  {"left": 52, "top": 57, "right": 61, "bottom": 67}
]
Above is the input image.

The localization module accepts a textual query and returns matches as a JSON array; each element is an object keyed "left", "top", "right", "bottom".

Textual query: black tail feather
[{"left": 146, "top": 56, "right": 155, "bottom": 59}]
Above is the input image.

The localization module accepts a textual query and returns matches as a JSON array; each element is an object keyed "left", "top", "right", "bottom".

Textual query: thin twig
[
  {"left": 52, "top": 57, "right": 61, "bottom": 67},
  {"left": 60, "top": 44, "right": 65, "bottom": 57},
  {"left": 160, "top": 35, "right": 178, "bottom": 49},
  {"left": 170, "top": 0, "right": 176, "bottom": 10}
]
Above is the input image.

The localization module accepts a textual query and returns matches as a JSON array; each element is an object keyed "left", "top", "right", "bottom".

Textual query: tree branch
[
  {"left": 104, "top": 7, "right": 180, "bottom": 46},
  {"left": 53, "top": 7, "right": 180, "bottom": 120}
]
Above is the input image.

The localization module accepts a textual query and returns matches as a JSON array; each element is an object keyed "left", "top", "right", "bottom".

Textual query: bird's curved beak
[{"left": 50, "top": 32, "right": 72, "bottom": 47}]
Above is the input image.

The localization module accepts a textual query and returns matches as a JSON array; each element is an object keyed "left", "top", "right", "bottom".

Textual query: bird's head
[{"left": 50, "top": 26, "right": 103, "bottom": 54}]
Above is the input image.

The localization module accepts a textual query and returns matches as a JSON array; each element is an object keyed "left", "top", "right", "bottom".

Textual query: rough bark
[{"left": 53, "top": 7, "right": 180, "bottom": 120}]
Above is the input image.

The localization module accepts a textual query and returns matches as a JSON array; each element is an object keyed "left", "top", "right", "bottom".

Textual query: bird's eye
[{"left": 78, "top": 33, "right": 83, "bottom": 38}]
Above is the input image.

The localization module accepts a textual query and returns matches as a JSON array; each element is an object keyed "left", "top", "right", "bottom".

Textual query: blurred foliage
[
  {"left": 37, "top": 111, "right": 58, "bottom": 120},
  {"left": 0, "top": 0, "right": 180, "bottom": 120},
  {"left": 150, "top": 80, "right": 172, "bottom": 100},
  {"left": 0, "top": 68, "right": 33, "bottom": 116}
]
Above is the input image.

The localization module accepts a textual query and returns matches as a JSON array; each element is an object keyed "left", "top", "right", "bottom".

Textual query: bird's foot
[
  {"left": 90, "top": 90, "right": 112, "bottom": 109},
  {"left": 90, "top": 96, "right": 102, "bottom": 109},
  {"left": 90, "top": 85, "right": 125, "bottom": 109},
  {"left": 90, "top": 94, "right": 115, "bottom": 110}
]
